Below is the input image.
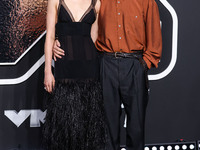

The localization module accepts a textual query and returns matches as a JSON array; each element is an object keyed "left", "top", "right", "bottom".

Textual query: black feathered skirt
[{"left": 43, "top": 79, "right": 107, "bottom": 150}]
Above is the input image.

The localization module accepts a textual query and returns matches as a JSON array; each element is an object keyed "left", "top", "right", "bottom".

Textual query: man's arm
[{"left": 143, "top": 0, "right": 162, "bottom": 69}]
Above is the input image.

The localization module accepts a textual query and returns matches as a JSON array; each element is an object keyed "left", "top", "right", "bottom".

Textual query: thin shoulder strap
[
  {"left": 55, "top": 0, "right": 62, "bottom": 40},
  {"left": 92, "top": 0, "right": 98, "bottom": 18},
  {"left": 57, "top": 0, "right": 62, "bottom": 17},
  {"left": 92, "top": 0, "right": 98, "bottom": 7}
]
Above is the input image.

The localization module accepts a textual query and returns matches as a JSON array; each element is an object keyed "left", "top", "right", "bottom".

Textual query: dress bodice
[
  {"left": 54, "top": 0, "right": 100, "bottom": 80},
  {"left": 57, "top": 0, "right": 96, "bottom": 24}
]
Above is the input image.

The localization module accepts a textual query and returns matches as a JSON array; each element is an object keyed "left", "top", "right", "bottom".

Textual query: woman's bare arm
[
  {"left": 91, "top": 0, "right": 101, "bottom": 43},
  {"left": 44, "top": 0, "right": 58, "bottom": 92}
]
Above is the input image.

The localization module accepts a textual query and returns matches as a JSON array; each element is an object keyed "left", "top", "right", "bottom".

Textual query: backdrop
[{"left": 0, "top": 0, "right": 200, "bottom": 149}]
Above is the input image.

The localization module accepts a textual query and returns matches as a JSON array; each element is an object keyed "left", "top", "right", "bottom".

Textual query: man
[{"left": 53, "top": 0, "right": 162, "bottom": 150}]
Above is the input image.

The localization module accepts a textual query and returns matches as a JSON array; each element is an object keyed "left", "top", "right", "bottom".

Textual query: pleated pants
[{"left": 99, "top": 53, "right": 149, "bottom": 150}]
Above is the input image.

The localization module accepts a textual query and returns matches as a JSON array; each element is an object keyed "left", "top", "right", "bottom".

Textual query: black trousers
[{"left": 99, "top": 54, "right": 149, "bottom": 150}]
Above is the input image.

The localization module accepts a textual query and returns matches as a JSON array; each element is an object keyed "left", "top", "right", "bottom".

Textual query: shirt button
[
  {"left": 118, "top": 25, "right": 121, "bottom": 27},
  {"left": 119, "top": 37, "right": 122, "bottom": 39},
  {"left": 118, "top": 12, "right": 120, "bottom": 15},
  {"left": 118, "top": 1, "right": 120, "bottom": 3}
]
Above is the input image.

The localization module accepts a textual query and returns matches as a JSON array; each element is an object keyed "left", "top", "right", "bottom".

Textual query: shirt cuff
[{"left": 143, "top": 56, "right": 152, "bottom": 69}]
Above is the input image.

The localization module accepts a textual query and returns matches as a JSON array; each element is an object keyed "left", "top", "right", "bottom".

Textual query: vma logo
[{"left": 4, "top": 109, "right": 46, "bottom": 127}]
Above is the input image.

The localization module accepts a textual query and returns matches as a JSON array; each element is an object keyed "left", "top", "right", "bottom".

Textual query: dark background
[
  {"left": 0, "top": 0, "right": 200, "bottom": 149},
  {"left": 145, "top": 0, "right": 200, "bottom": 144}
]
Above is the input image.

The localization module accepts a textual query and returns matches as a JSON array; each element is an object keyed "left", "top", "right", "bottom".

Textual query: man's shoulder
[{"left": 140, "top": 0, "right": 158, "bottom": 8}]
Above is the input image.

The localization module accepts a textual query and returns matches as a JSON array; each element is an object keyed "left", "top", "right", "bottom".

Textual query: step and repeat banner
[{"left": 0, "top": 0, "right": 200, "bottom": 149}]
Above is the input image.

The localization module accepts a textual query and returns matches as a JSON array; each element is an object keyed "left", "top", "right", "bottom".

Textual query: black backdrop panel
[
  {"left": 145, "top": 0, "right": 200, "bottom": 144},
  {"left": 0, "top": 0, "right": 200, "bottom": 149},
  {"left": 0, "top": 37, "right": 46, "bottom": 149}
]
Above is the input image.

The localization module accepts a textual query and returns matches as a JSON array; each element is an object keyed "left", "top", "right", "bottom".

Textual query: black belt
[
  {"left": 103, "top": 51, "right": 143, "bottom": 58},
  {"left": 102, "top": 50, "right": 148, "bottom": 71},
  {"left": 101, "top": 50, "right": 149, "bottom": 89}
]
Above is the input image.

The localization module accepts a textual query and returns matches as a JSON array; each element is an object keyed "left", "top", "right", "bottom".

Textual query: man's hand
[{"left": 53, "top": 40, "right": 65, "bottom": 61}]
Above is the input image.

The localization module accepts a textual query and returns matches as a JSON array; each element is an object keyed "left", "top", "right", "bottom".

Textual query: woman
[{"left": 43, "top": 0, "right": 106, "bottom": 149}]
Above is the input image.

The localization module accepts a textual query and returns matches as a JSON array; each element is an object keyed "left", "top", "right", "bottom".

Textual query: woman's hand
[{"left": 44, "top": 71, "right": 55, "bottom": 93}]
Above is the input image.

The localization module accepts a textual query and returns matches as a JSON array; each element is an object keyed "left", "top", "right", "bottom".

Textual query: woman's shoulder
[
  {"left": 94, "top": 0, "right": 101, "bottom": 13},
  {"left": 48, "top": 0, "right": 60, "bottom": 8}
]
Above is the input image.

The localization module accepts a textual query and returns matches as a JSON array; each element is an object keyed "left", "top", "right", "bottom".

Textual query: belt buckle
[{"left": 115, "top": 52, "right": 121, "bottom": 58}]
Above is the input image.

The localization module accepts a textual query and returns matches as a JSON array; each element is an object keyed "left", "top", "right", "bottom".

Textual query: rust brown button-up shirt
[{"left": 95, "top": 0, "right": 162, "bottom": 69}]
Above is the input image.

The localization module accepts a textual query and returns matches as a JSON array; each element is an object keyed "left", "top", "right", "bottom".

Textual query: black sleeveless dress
[{"left": 43, "top": 0, "right": 107, "bottom": 149}]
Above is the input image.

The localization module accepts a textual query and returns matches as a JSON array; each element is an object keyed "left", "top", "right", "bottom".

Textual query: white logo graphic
[
  {"left": 149, "top": 0, "right": 178, "bottom": 80},
  {"left": 0, "top": 0, "right": 178, "bottom": 85},
  {"left": 0, "top": 31, "right": 46, "bottom": 66},
  {"left": 121, "top": 104, "right": 127, "bottom": 128},
  {"left": 4, "top": 109, "right": 46, "bottom": 127}
]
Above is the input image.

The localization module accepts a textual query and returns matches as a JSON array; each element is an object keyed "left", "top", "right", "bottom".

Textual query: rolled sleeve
[{"left": 143, "top": 0, "right": 162, "bottom": 69}]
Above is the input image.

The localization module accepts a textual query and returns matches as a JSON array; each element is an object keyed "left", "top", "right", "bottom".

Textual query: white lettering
[{"left": 4, "top": 109, "right": 46, "bottom": 127}]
